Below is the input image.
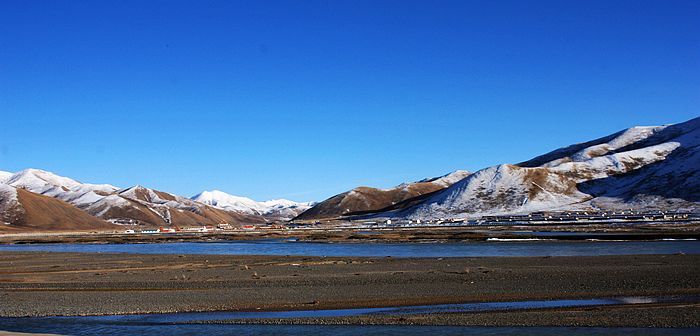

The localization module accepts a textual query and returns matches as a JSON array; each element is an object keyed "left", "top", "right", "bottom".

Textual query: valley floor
[
  {"left": 0, "top": 252, "right": 698, "bottom": 327},
  {"left": 0, "top": 221, "right": 699, "bottom": 244}
]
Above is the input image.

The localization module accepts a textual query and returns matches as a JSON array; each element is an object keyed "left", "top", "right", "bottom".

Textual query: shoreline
[
  {"left": 1, "top": 224, "right": 699, "bottom": 245},
  {"left": 192, "top": 302, "right": 700, "bottom": 328},
  {"left": 3, "top": 300, "right": 699, "bottom": 328},
  {"left": 0, "top": 252, "right": 698, "bottom": 327}
]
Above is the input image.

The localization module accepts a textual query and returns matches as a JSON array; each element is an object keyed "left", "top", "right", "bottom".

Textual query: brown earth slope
[
  {"left": 2, "top": 188, "right": 117, "bottom": 232},
  {"left": 295, "top": 170, "right": 470, "bottom": 220}
]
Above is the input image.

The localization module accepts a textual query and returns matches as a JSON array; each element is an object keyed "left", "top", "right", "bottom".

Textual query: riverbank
[
  {"left": 1, "top": 222, "right": 699, "bottom": 245},
  {"left": 0, "top": 252, "right": 698, "bottom": 327},
  {"left": 197, "top": 302, "right": 700, "bottom": 328}
]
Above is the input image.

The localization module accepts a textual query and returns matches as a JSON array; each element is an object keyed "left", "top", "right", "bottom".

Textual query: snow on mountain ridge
[
  {"left": 83, "top": 185, "right": 269, "bottom": 226},
  {"left": 607, "top": 126, "right": 668, "bottom": 149},
  {"left": 539, "top": 126, "right": 669, "bottom": 167},
  {"left": 0, "top": 169, "right": 306, "bottom": 225},
  {"left": 191, "top": 190, "right": 313, "bottom": 219},
  {"left": 261, "top": 199, "right": 315, "bottom": 208},
  {"left": 192, "top": 190, "right": 265, "bottom": 213},
  {"left": 416, "top": 170, "right": 471, "bottom": 187},
  {"left": 6, "top": 168, "right": 118, "bottom": 193},
  {"left": 391, "top": 117, "right": 700, "bottom": 219},
  {"left": 2, "top": 169, "right": 119, "bottom": 207},
  {"left": 84, "top": 194, "right": 132, "bottom": 217},
  {"left": 0, "top": 171, "right": 12, "bottom": 184},
  {"left": 118, "top": 185, "right": 178, "bottom": 204}
]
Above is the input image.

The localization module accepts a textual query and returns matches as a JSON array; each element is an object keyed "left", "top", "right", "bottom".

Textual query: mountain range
[
  {"left": 0, "top": 169, "right": 311, "bottom": 231},
  {"left": 295, "top": 116, "right": 700, "bottom": 220},
  {"left": 191, "top": 190, "right": 314, "bottom": 220},
  {"left": 1, "top": 116, "right": 698, "bottom": 231}
]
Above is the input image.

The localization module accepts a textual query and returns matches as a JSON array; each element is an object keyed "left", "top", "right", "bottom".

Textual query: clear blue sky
[{"left": 1, "top": 0, "right": 698, "bottom": 201}]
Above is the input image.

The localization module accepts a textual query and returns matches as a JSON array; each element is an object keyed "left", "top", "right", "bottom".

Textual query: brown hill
[
  {"left": 0, "top": 186, "right": 117, "bottom": 232},
  {"left": 294, "top": 170, "right": 470, "bottom": 220}
]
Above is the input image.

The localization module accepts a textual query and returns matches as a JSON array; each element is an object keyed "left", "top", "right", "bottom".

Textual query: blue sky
[{"left": 1, "top": 0, "right": 698, "bottom": 201}]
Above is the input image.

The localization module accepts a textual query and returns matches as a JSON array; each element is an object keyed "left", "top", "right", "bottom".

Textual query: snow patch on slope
[
  {"left": 85, "top": 195, "right": 133, "bottom": 217},
  {"left": 0, "top": 184, "right": 21, "bottom": 225},
  {"left": 565, "top": 126, "right": 667, "bottom": 164},
  {"left": 418, "top": 170, "right": 471, "bottom": 187},
  {"left": 0, "top": 184, "right": 18, "bottom": 205},
  {"left": 0, "top": 171, "right": 12, "bottom": 184}
]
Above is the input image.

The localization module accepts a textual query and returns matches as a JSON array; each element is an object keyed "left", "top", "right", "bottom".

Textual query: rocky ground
[{"left": 0, "top": 252, "right": 698, "bottom": 327}]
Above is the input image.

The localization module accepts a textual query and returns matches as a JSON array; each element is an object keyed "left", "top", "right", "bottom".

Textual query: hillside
[
  {"left": 84, "top": 185, "right": 267, "bottom": 227},
  {"left": 0, "top": 184, "right": 117, "bottom": 232},
  {"left": 390, "top": 117, "right": 700, "bottom": 219},
  {"left": 294, "top": 170, "right": 470, "bottom": 220},
  {"left": 3, "top": 168, "right": 118, "bottom": 207}
]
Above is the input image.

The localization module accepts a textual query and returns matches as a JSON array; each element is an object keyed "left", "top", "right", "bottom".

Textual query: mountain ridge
[
  {"left": 191, "top": 190, "right": 314, "bottom": 220},
  {"left": 1, "top": 116, "right": 698, "bottom": 230},
  {"left": 0, "top": 170, "right": 289, "bottom": 230},
  {"left": 294, "top": 170, "right": 471, "bottom": 220},
  {"left": 388, "top": 117, "right": 700, "bottom": 219},
  {"left": 297, "top": 116, "right": 700, "bottom": 221}
]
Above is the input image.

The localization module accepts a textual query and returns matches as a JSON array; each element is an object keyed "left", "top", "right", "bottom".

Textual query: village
[
  {"left": 122, "top": 223, "right": 279, "bottom": 234},
  {"left": 121, "top": 210, "right": 699, "bottom": 234}
]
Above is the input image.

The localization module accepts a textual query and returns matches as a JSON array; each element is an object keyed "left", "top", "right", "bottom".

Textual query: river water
[
  {"left": 1, "top": 296, "right": 698, "bottom": 335},
  {"left": 0, "top": 239, "right": 698, "bottom": 257},
  {"left": 1, "top": 322, "right": 697, "bottom": 336}
]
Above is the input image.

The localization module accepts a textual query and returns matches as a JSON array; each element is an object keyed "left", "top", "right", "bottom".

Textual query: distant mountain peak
[{"left": 191, "top": 189, "right": 313, "bottom": 220}]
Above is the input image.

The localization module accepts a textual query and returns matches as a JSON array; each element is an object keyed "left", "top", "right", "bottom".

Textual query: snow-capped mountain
[
  {"left": 1, "top": 170, "right": 118, "bottom": 230},
  {"left": 259, "top": 199, "right": 316, "bottom": 220},
  {"left": 2, "top": 169, "right": 118, "bottom": 207},
  {"left": 388, "top": 116, "right": 700, "bottom": 219},
  {"left": 2, "top": 116, "right": 698, "bottom": 230},
  {"left": 0, "top": 183, "right": 116, "bottom": 231},
  {"left": 192, "top": 190, "right": 269, "bottom": 214},
  {"left": 85, "top": 185, "right": 267, "bottom": 227},
  {"left": 191, "top": 190, "right": 314, "bottom": 220},
  {"left": 294, "top": 170, "right": 470, "bottom": 220},
  {"left": 0, "top": 170, "right": 269, "bottom": 229}
]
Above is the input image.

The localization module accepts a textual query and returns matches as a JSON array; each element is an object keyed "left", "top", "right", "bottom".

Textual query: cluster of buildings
[
  {"left": 123, "top": 210, "right": 698, "bottom": 234},
  {"left": 288, "top": 210, "right": 699, "bottom": 230},
  {"left": 123, "top": 223, "right": 261, "bottom": 234},
  {"left": 478, "top": 210, "right": 696, "bottom": 224}
]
